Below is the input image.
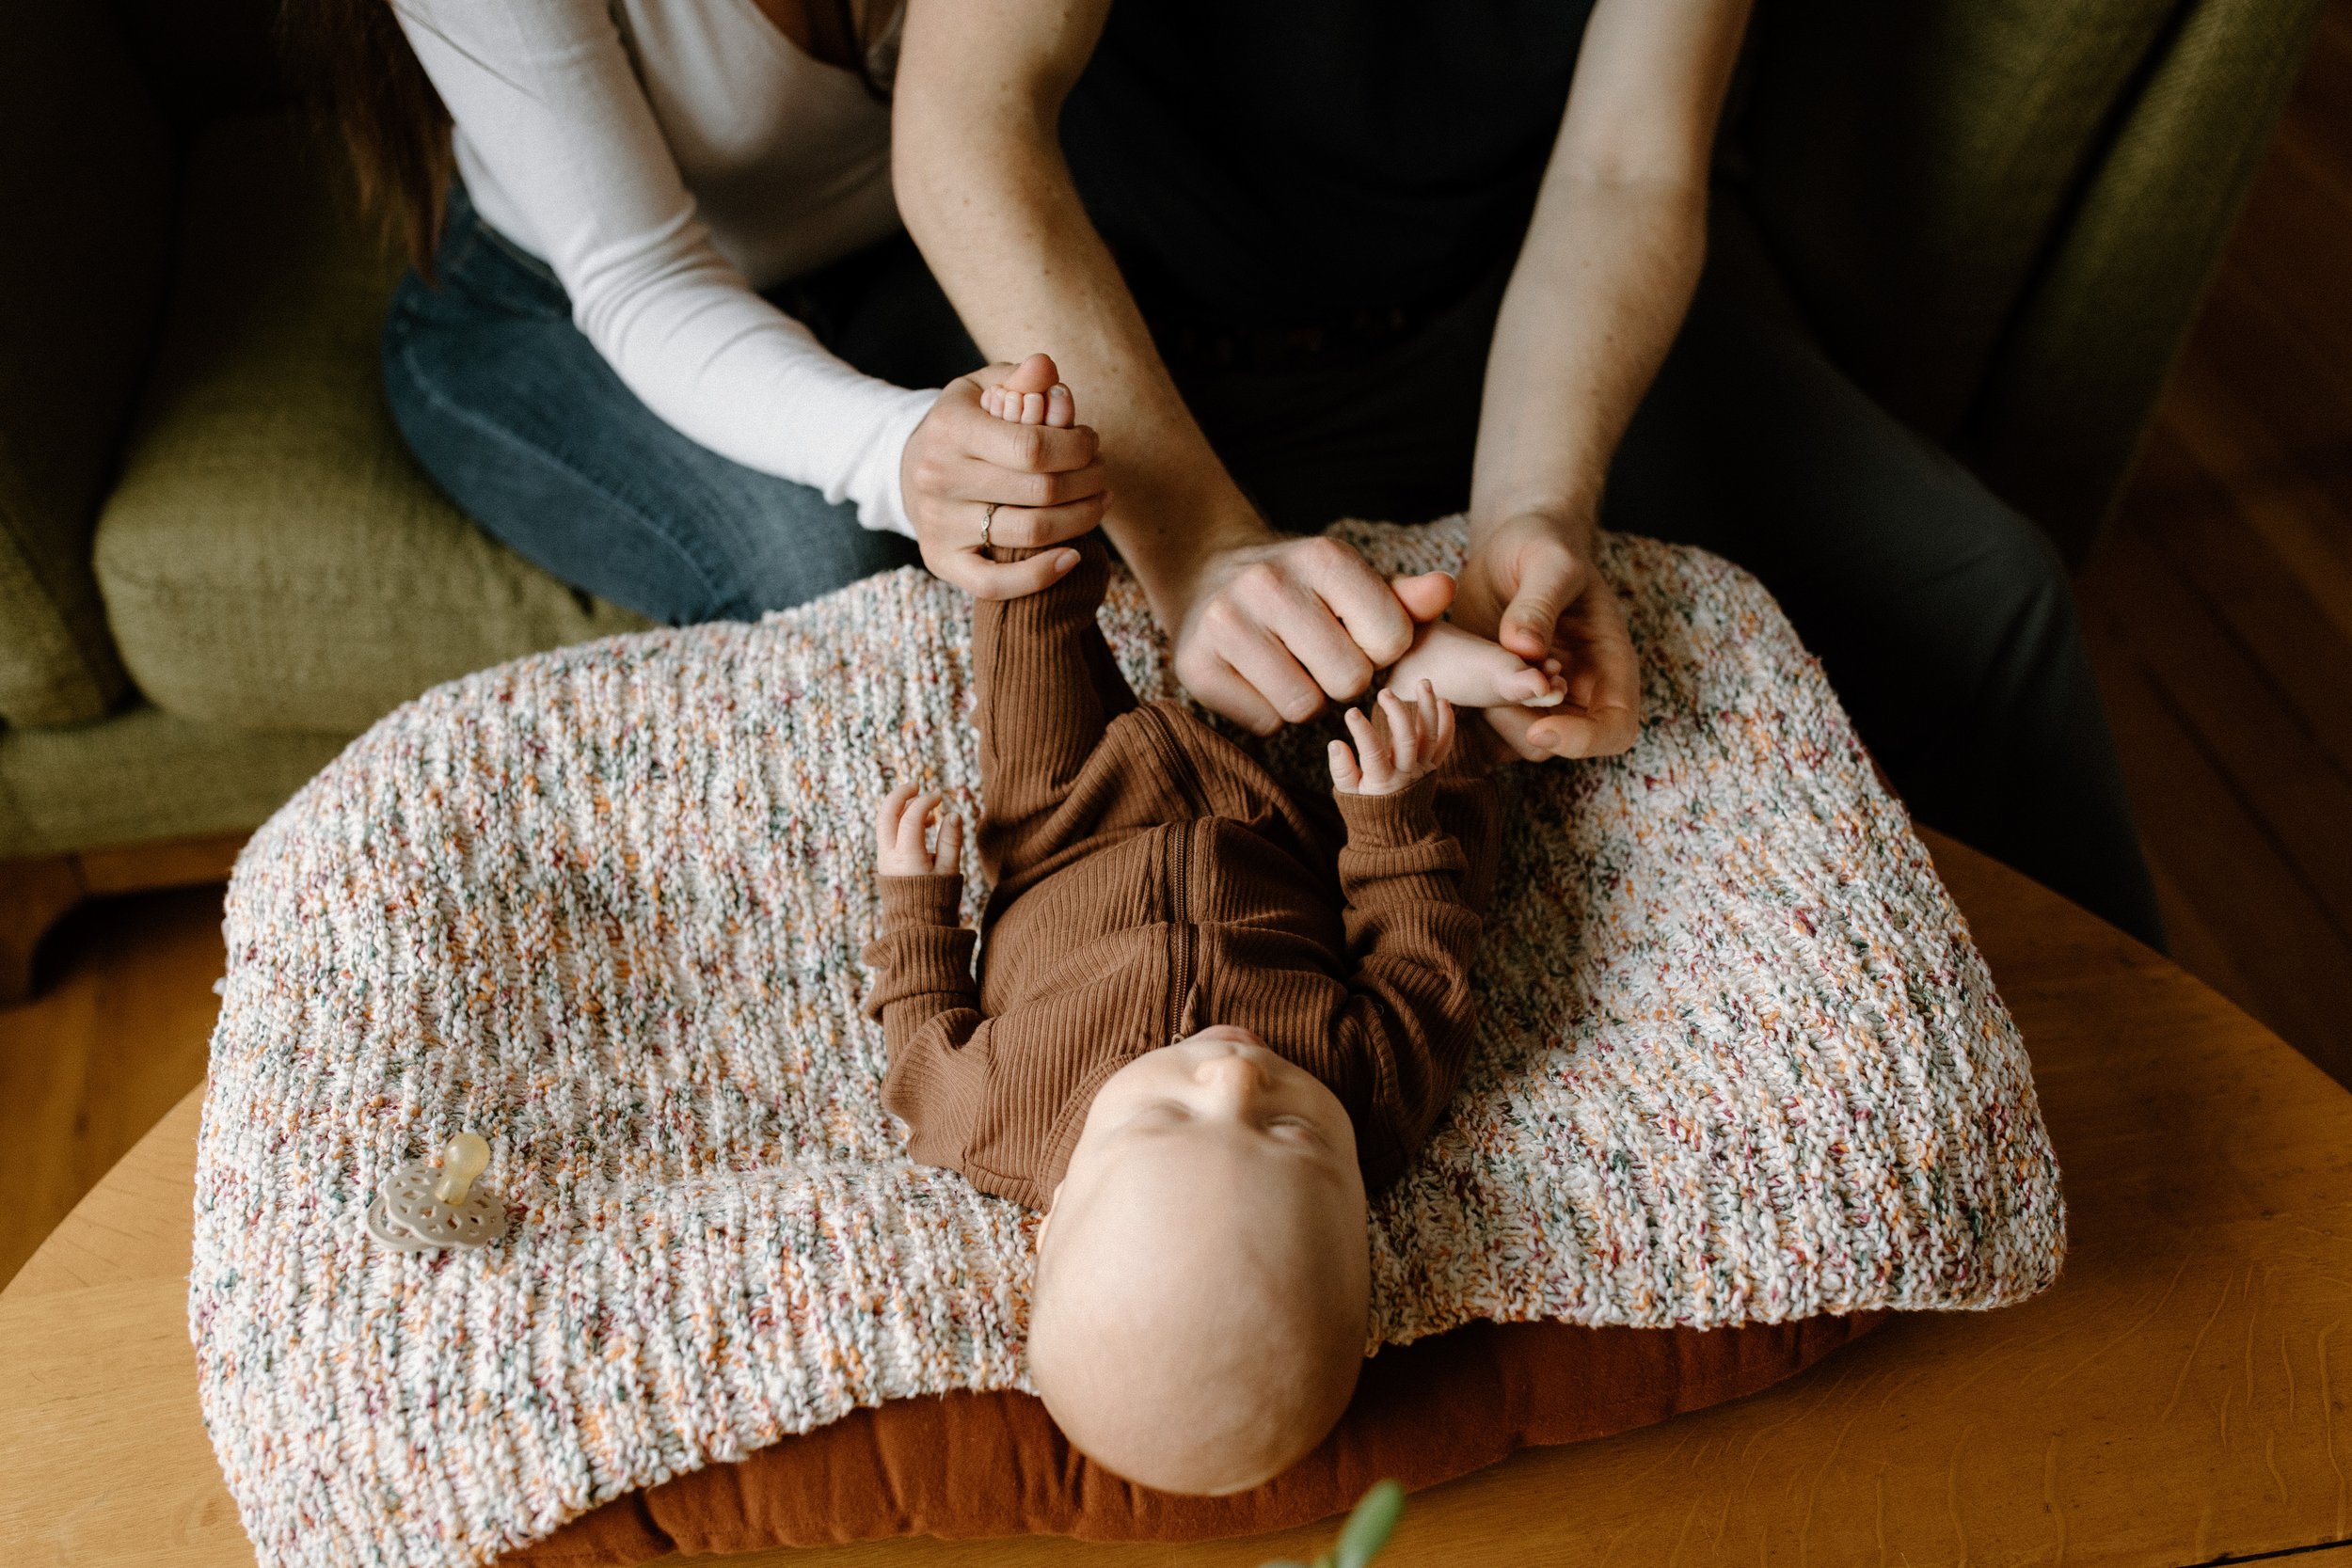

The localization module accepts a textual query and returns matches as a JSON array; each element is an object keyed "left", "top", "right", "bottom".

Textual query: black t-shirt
[{"left": 1060, "top": 0, "right": 1598, "bottom": 328}]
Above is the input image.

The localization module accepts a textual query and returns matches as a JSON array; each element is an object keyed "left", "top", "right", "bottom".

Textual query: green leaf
[{"left": 1332, "top": 1480, "right": 1406, "bottom": 1568}]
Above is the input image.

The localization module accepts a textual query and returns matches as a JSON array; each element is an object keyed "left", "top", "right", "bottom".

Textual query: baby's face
[
  {"left": 1060, "top": 1026, "right": 1360, "bottom": 1189},
  {"left": 1030, "top": 1027, "right": 1370, "bottom": 1496}
]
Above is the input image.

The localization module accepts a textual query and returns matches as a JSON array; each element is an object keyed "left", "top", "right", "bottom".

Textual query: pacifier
[{"left": 366, "top": 1132, "right": 509, "bottom": 1252}]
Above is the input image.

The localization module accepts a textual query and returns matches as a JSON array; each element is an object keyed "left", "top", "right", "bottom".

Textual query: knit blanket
[{"left": 192, "top": 520, "right": 2063, "bottom": 1568}]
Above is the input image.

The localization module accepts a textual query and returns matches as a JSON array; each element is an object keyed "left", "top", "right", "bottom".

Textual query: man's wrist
[
  {"left": 1467, "top": 499, "right": 1599, "bottom": 554},
  {"left": 1117, "top": 495, "right": 1274, "bottom": 627}
]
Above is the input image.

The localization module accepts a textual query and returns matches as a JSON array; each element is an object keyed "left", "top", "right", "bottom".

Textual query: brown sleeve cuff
[
  {"left": 879, "top": 873, "right": 965, "bottom": 929},
  {"left": 1332, "top": 772, "right": 1444, "bottom": 849},
  {"left": 861, "top": 925, "right": 978, "bottom": 1017}
]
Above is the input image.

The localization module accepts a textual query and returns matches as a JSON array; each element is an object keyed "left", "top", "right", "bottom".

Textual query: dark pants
[
  {"left": 1167, "top": 203, "right": 2164, "bottom": 949},
  {"left": 382, "top": 187, "right": 979, "bottom": 626}
]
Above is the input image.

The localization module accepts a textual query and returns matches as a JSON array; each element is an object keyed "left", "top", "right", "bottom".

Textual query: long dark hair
[
  {"left": 284, "top": 0, "right": 888, "bottom": 280},
  {"left": 282, "top": 0, "right": 455, "bottom": 277}
]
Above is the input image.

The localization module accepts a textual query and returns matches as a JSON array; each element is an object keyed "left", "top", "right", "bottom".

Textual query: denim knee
[{"left": 697, "top": 519, "right": 921, "bottom": 623}]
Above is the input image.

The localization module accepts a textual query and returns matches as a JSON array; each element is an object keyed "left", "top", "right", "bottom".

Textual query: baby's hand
[
  {"left": 876, "top": 783, "right": 963, "bottom": 877},
  {"left": 1328, "top": 682, "right": 1455, "bottom": 797}
]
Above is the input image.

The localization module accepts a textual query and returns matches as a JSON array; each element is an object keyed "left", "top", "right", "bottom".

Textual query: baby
[{"left": 865, "top": 375, "right": 1543, "bottom": 1496}]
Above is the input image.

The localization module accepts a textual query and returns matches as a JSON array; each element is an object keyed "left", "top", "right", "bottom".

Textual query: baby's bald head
[{"left": 1029, "top": 1029, "right": 1371, "bottom": 1496}]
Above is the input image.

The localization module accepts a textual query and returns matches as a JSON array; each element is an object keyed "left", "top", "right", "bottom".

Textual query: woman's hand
[
  {"left": 1453, "top": 510, "right": 1642, "bottom": 760},
  {"left": 901, "top": 354, "right": 1108, "bottom": 597}
]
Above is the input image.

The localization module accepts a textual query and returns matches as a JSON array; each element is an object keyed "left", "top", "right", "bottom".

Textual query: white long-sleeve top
[{"left": 393, "top": 0, "right": 937, "bottom": 535}]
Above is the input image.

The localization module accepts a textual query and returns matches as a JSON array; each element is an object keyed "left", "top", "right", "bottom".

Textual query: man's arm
[
  {"left": 1456, "top": 0, "right": 1753, "bottom": 760},
  {"left": 892, "top": 0, "right": 1431, "bottom": 733}
]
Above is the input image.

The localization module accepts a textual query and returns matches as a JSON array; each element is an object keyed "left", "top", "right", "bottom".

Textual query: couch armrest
[{"left": 0, "top": 0, "right": 178, "bottom": 726}]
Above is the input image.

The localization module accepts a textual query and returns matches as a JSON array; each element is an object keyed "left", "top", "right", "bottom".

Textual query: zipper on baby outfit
[
  {"left": 1135, "top": 706, "right": 1210, "bottom": 1048},
  {"left": 1164, "top": 821, "right": 1197, "bottom": 1045}
]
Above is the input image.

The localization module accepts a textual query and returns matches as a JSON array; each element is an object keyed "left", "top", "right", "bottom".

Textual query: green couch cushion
[
  {"left": 0, "top": 0, "right": 174, "bottom": 727},
  {"left": 0, "top": 703, "right": 350, "bottom": 862},
  {"left": 94, "top": 114, "right": 650, "bottom": 736}
]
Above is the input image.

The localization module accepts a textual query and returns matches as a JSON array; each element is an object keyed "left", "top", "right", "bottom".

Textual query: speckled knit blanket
[{"left": 192, "top": 520, "right": 2062, "bottom": 1568}]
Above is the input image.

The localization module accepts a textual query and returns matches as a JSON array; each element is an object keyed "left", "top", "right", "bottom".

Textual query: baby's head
[{"left": 1029, "top": 1026, "right": 1370, "bottom": 1496}]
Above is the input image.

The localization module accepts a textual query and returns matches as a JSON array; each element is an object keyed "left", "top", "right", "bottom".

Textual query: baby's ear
[{"left": 1389, "top": 571, "right": 1454, "bottom": 625}]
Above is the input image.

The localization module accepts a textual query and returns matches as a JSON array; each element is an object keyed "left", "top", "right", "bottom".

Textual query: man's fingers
[
  {"left": 1529, "top": 584, "right": 1642, "bottom": 757},
  {"left": 1497, "top": 546, "right": 1583, "bottom": 662},
  {"left": 932, "top": 546, "right": 1082, "bottom": 601},
  {"left": 1479, "top": 704, "right": 1550, "bottom": 762},
  {"left": 1228, "top": 563, "right": 1375, "bottom": 701},
  {"left": 1390, "top": 571, "right": 1455, "bottom": 625},
  {"left": 1300, "top": 540, "right": 1420, "bottom": 669},
  {"left": 1184, "top": 654, "right": 1288, "bottom": 736},
  {"left": 1524, "top": 706, "right": 1635, "bottom": 759},
  {"left": 1494, "top": 610, "right": 1642, "bottom": 759},
  {"left": 1216, "top": 614, "right": 1329, "bottom": 726},
  {"left": 1527, "top": 692, "right": 1641, "bottom": 758}
]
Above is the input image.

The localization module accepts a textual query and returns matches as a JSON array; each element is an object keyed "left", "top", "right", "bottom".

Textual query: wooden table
[{"left": 5, "top": 831, "right": 2348, "bottom": 1568}]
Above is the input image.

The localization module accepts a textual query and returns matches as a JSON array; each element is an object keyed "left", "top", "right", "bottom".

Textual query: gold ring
[{"left": 980, "top": 501, "right": 998, "bottom": 550}]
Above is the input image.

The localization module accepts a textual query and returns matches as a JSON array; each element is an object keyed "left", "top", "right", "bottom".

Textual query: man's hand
[
  {"left": 876, "top": 784, "right": 963, "bottom": 878},
  {"left": 902, "top": 355, "right": 1104, "bottom": 599},
  {"left": 1454, "top": 512, "right": 1641, "bottom": 759},
  {"left": 1170, "top": 535, "right": 1456, "bottom": 735}
]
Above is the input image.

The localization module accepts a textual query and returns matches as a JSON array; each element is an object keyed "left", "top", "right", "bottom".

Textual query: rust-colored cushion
[{"left": 515, "top": 1314, "right": 1876, "bottom": 1563}]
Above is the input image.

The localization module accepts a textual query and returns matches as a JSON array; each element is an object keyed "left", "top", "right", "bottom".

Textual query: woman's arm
[
  {"left": 392, "top": 0, "right": 933, "bottom": 534},
  {"left": 1456, "top": 0, "right": 1753, "bottom": 761}
]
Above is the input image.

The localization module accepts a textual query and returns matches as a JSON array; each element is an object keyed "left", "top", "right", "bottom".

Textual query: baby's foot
[
  {"left": 1386, "top": 618, "right": 1567, "bottom": 709},
  {"left": 980, "top": 353, "right": 1076, "bottom": 428}
]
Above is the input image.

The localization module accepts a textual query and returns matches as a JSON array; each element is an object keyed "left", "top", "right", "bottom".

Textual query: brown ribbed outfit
[{"left": 862, "top": 536, "right": 1501, "bottom": 1209}]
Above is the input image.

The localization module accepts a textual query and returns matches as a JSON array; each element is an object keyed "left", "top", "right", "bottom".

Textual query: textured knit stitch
[{"left": 192, "top": 520, "right": 2064, "bottom": 1568}]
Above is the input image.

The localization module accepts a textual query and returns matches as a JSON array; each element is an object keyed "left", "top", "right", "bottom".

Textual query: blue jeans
[{"left": 382, "top": 189, "right": 980, "bottom": 625}]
